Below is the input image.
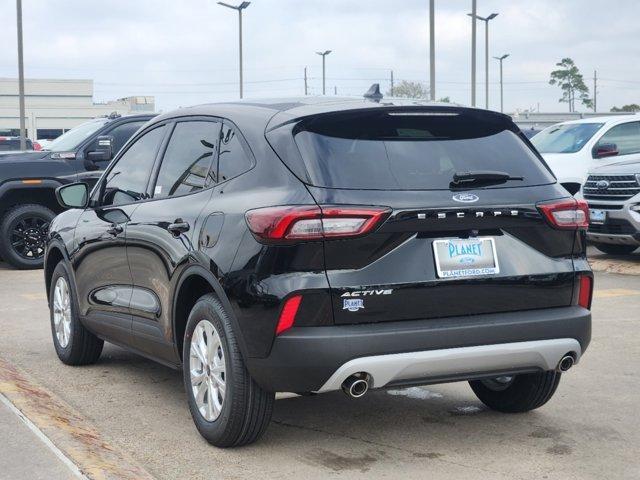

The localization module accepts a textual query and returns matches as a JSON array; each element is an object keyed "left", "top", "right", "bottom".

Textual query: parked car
[
  {"left": 531, "top": 115, "right": 640, "bottom": 194},
  {"left": 46, "top": 97, "right": 592, "bottom": 448},
  {"left": 581, "top": 159, "right": 640, "bottom": 254},
  {"left": 0, "top": 136, "right": 34, "bottom": 152},
  {"left": 0, "top": 113, "right": 154, "bottom": 269}
]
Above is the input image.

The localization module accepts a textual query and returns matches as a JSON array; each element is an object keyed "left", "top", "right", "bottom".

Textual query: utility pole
[
  {"left": 16, "top": 0, "right": 26, "bottom": 149},
  {"left": 316, "top": 50, "right": 331, "bottom": 95},
  {"left": 471, "top": 0, "right": 477, "bottom": 106},
  {"left": 429, "top": 0, "right": 435, "bottom": 101},
  {"left": 390, "top": 70, "right": 394, "bottom": 96},
  {"left": 468, "top": 12, "right": 498, "bottom": 109},
  {"left": 493, "top": 54, "right": 509, "bottom": 113},
  {"left": 217, "top": 2, "right": 251, "bottom": 99},
  {"left": 304, "top": 67, "right": 308, "bottom": 95},
  {"left": 593, "top": 70, "right": 597, "bottom": 112},
  {"left": 334, "top": 86, "right": 337, "bottom": 95}
]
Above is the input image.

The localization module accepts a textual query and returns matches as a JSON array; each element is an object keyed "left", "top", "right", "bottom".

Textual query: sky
[{"left": 1, "top": 0, "right": 639, "bottom": 113}]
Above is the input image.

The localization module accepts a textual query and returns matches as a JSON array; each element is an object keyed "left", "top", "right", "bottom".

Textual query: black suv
[
  {"left": 0, "top": 113, "right": 154, "bottom": 269},
  {"left": 45, "top": 98, "right": 592, "bottom": 447}
]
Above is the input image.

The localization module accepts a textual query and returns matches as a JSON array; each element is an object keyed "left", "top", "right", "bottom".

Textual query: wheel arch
[
  {"left": 44, "top": 239, "right": 71, "bottom": 302},
  {"left": 0, "top": 181, "right": 64, "bottom": 218},
  {"left": 172, "top": 265, "right": 248, "bottom": 362}
]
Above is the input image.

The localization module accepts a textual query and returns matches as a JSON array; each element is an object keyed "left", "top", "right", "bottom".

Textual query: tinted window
[
  {"left": 101, "top": 125, "right": 166, "bottom": 206},
  {"left": 532, "top": 123, "right": 603, "bottom": 154},
  {"left": 596, "top": 121, "right": 640, "bottom": 156},
  {"left": 107, "top": 121, "right": 146, "bottom": 154},
  {"left": 292, "top": 110, "right": 554, "bottom": 190},
  {"left": 218, "top": 124, "right": 252, "bottom": 182},
  {"left": 153, "top": 121, "right": 219, "bottom": 198}
]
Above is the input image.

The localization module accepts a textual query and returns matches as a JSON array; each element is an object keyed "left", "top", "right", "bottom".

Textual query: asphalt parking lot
[{"left": 0, "top": 256, "right": 639, "bottom": 480}]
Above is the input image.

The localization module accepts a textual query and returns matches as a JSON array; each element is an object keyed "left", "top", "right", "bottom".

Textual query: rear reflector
[
  {"left": 245, "top": 205, "right": 390, "bottom": 243},
  {"left": 537, "top": 198, "right": 589, "bottom": 229},
  {"left": 578, "top": 275, "right": 593, "bottom": 310},
  {"left": 276, "top": 295, "right": 303, "bottom": 335}
]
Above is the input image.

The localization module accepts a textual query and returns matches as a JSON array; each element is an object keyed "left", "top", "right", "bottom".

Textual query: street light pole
[
  {"left": 316, "top": 50, "right": 331, "bottom": 95},
  {"left": 217, "top": 2, "right": 251, "bottom": 99},
  {"left": 429, "top": 0, "right": 435, "bottom": 101},
  {"left": 493, "top": 54, "right": 509, "bottom": 113},
  {"left": 16, "top": 0, "right": 26, "bottom": 150},
  {"left": 468, "top": 12, "right": 498, "bottom": 109},
  {"left": 471, "top": 0, "right": 476, "bottom": 106}
]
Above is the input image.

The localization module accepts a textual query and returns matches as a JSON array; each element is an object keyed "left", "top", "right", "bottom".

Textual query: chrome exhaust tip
[
  {"left": 342, "top": 374, "right": 369, "bottom": 398},
  {"left": 557, "top": 355, "right": 575, "bottom": 372}
]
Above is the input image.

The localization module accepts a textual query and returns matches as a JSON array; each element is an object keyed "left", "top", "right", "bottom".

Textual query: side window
[
  {"left": 153, "top": 121, "right": 220, "bottom": 198},
  {"left": 108, "top": 121, "right": 146, "bottom": 154},
  {"left": 218, "top": 124, "right": 253, "bottom": 182},
  {"left": 101, "top": 125, "right": 166, "bottom": 207},
  {"left": 597, "top": 122, "right": 640, "bottom": 156}
]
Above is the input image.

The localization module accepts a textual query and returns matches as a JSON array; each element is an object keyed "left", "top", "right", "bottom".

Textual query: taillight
[
  {"left": 578, "top": 275, "right": 593, "bottom": 309},
  {"left": 33, "top": 141, "right": 42, "bottom": 151},
  {"left": 538, "top": 198, "right": 589, "bottom": 229},
  {"left": 245, "top": 205, "right": 390, "bottom": 243},
  {"left": 276, "top": 295, "right": 302, "bottom": 335}
]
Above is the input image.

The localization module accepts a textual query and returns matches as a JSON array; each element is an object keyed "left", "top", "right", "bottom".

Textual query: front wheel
[
  {"left": 0, "top": 204, "right": 55, "bottom": 269},
  {"left": 49, "top": 262, "right": 103, "bottom": 365},
  {"left": 593, "top": 243, "right": 638, "bottom": 255},
  {"left": 183, "top": 294, "right": 274, "bottom": 447},
  {"left": 469, "top": 371, "right": 561, "bottom": 413}
]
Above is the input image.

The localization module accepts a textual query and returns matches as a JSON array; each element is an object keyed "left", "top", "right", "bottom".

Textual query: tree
[
  {"left": 611, "top": 104, "right": 640, "bottom": 112},
  {"left": 438, "top": 96, "right": 451, "bottom": 103},
  {"left": 549, "top": 58, "right": 593, "bottom": 112},
  {"left": 387, "top": 80, "right": 429, "bottom": 99}
]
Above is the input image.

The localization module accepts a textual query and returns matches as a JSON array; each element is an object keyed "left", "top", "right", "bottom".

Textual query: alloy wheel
[
  {"left": 10, "top": 216, "right": 49, "bottom": 260},
  {"left": 52, "top": 277, "right": 72, "bottom": 348},
  {"left": 189, "top": 319, "right": 226, "bottom": 422}
]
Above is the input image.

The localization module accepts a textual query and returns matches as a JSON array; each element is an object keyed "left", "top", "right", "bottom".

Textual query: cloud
[{"left": 0, "top": 0, "right": 638, "bottom": 112}]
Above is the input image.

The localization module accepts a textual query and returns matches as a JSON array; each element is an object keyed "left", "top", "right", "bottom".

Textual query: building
[
  {"left": 511, "top": 111, "right": 634, "bottom": 130},
  {"left": 0, "top": 78, "right": 154, "bottom": 140}
]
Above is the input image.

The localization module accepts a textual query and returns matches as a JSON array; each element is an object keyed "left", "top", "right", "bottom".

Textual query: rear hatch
[{"left": 268, "top": 106, "right": 579, "bottom": 325}]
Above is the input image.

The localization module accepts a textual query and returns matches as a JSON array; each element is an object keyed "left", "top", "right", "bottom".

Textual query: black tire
[
  {"left": 469, "top": 371, "right": 561, "bottom": 413},
  {"left": 49, "top": 262, "right": 103, "bottom": 365},
  {"left": 593, "top": 243, "right": 638, "bottom": 255},
  {"left": 0, "top": 204, "right": 55, "bottom": 269},
  {"left": 183, "top": 294, "right": 274, "bottom": 447}
]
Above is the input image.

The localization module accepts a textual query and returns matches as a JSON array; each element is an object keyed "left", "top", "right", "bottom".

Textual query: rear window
[{"left": 290, "top": 109, "right": 555, "bottom": 190}]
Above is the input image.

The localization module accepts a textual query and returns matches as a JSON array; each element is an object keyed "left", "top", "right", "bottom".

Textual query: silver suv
[{"left": 582, "top": 159, "right": 640, "bottom": 254}]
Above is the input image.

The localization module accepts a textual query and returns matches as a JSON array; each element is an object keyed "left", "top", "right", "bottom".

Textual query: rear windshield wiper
[{"left": 450, "top": 170, "right": 524, "bottom": 188}]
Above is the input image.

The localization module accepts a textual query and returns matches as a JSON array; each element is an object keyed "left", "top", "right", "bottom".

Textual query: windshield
[
  {"left": 289, "top": 109, "right": 554, "bottom": 190},
  {"left": 48, "top": 119, "right": 110, "bottom": 152},
  {"left": 531, "top": 123, "right": 603, "bottom": 154}
]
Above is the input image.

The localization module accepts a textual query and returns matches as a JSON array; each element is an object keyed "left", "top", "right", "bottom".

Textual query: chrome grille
[{"left": 583, "top": 174, "right": 640, "bottom": 201}]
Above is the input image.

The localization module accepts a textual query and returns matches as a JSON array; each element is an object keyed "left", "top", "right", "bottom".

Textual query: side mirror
[
  {"left": 86, "top": 135, "right": 114, "bottom": 163},
  {"left": 56, "top": 183, "right": 89, "bottom": 209},
  {"left": 593, "top": 143, "right": 619, "bottom": 158}
]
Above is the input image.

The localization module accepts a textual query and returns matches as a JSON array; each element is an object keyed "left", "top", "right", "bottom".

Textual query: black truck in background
[{"left": 0, "top": 113, "right": 155, "bottom": 269}]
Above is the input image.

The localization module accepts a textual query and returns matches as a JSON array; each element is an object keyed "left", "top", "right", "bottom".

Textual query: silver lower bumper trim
[
  {"left": 587, "top": 232, "right": 640, "bottom": 246},
  {"left": 317, "top": 339, "right": 582, "bottom": 392}
]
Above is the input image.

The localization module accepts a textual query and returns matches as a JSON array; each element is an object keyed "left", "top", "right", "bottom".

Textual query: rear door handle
[
  {"left": 106, "top": 224, "right": 123, "bottom": 236},
  {"left": 168, "top": 219, "right": 190, "bottom": 236}
]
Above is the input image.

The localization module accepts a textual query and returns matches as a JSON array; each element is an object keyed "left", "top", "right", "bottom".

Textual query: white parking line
[{"left": 0, "top": 393, "right": 87, "bottom": 480}]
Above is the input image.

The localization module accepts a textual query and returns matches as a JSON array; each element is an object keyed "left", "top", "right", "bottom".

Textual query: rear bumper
[{"left": 245, "top": 305, "right": 591, "bottom": 393}]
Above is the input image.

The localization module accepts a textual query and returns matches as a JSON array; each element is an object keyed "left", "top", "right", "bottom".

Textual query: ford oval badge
[{"left": 452, "top": 193, "right": 479, "bottom": 203}]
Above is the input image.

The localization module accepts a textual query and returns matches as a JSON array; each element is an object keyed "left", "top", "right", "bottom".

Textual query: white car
[{"left": 531, "top": 115, "right": 640, "bottom": 194}]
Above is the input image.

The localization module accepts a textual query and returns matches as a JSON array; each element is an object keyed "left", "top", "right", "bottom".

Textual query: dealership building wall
[{"left": 0, "top": 78, "right": 154, "bottom": 140}]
